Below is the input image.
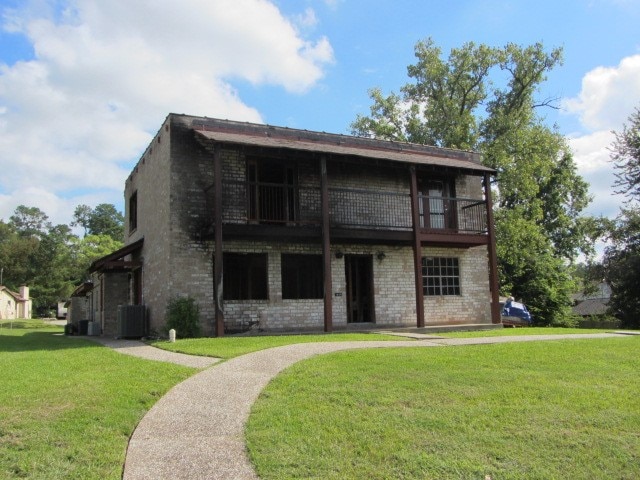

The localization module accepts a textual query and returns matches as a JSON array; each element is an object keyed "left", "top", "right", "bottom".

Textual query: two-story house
[{"left": 89, "top": 114, "right": 499, "bottom": 337}]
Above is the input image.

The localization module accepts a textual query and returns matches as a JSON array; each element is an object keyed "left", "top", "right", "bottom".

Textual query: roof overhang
[
  {"left": 71, "top": 281, "right": 94, "bottom": 297},
  {"left": 89, "top": 238, "right": 144, "bottom": 273},
  {"left": 193, "top": 128, "right": 495, "bottom": 175}
]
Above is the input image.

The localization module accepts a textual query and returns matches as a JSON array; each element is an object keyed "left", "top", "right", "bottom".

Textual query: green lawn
[
  {"left": 246, "top": 336, "right": 640, "bottom": 479},
  {"left": 150, "top": 332, "right": 407, "bottom": 359},
  {"left": 0, "top": 322, "right": 194, "bottom": 480},
  {"left": 439, "top": 326, "right": 615, "bottom": 337},
  {"left": 4, "top": 322, "right": 637, "bottom": 479}
]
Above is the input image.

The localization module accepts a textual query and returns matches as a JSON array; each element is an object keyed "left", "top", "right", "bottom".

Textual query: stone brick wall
[
  {"left": 219, "top": 241, "right": 419, "bottom": 331},
  {"left": 423, "top": 245, "right": 491, "bottom": 325},
  {"left": 124, "top": 117, "right": 173, "bottom": 334},
  {"left": 102, "top": 272, "right": 130, "bottom": 336},
  {"left": 67, "top": 297, "right": 88, "bottom": 324}
]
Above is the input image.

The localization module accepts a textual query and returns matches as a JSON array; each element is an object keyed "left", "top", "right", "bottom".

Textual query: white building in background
[{"left": 0, "top": 285, "right": 32, "bottom": 319}]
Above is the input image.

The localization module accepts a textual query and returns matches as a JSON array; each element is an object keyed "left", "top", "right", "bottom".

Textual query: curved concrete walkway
[
  {"left": 90, "top": 337, "right": 221, "bottom": 369},
  {"left": 117, "top": 332, "right": 630, "bottom": 480}
]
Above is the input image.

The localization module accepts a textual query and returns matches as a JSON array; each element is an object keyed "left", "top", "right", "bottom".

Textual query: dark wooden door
[{"left": 345, "top": 255, "right": 374, "bottom": 323}]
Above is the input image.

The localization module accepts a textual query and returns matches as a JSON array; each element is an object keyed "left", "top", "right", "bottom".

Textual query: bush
[
  {"left": 549, "top": 314, "right": 579, "bottom": 328},
  {"left": 165, "top": 296, "right": 201, "bottom": 338}
]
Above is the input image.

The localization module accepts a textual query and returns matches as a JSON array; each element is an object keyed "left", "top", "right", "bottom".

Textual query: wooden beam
[
  {"left": 213, "top": 144, "right": 225, "bottom": 336},
  {"left": 320, "top": 156, "right": 333, "bottom": 332},
  {"left": 409, "top": 166, "right": 425, "bottom": 327},
  {"left": 484, "top": 173, "right": 501, "bottom": 324}
]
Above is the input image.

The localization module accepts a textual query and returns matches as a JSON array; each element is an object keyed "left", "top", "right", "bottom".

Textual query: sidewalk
[
  {"left": 117, "top": 332, "right": 626, "bottom": 480},
  {"left": 89, "top": 337, "right": 220, "bottom": 369}
]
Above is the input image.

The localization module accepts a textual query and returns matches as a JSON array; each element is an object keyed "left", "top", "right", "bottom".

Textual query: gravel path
[{"left": 117, "top": 332, "right": 627, "bottom": 480}]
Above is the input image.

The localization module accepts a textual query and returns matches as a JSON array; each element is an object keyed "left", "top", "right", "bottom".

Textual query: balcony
[{"left": 217, "top": 180, "right": 488, "bottom": 246}]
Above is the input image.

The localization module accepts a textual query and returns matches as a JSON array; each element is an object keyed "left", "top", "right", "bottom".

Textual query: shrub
[
  {"left": 165, "top": 296, "right": 201, "bottom": 338},
  {"left": 550, "top": 314, "right": 579, "bottom": 328}
]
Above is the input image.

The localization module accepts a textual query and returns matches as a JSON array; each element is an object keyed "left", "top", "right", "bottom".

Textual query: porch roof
[
  {"left": 193, "top": 128, "right": 495, "bottom": 174},
  {"left": 89, "top": 238, "right": 144, "bottom": 273}
]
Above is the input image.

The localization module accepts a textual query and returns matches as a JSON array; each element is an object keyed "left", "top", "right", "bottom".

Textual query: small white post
[{"left": 169, "top": 328, "right": 176, "bottom": 343}]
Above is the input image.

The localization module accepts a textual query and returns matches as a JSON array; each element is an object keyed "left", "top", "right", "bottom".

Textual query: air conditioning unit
[
  {"left": 87, "top": 321, "right": 101, "bottom": 336},
  {"left": 117, "top": 305, "right": 147, "bottom": 338}
]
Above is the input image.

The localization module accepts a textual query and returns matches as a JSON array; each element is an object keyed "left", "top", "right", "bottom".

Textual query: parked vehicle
[{"left": 501, "top": 298, "right": 533, "bottom": 327}]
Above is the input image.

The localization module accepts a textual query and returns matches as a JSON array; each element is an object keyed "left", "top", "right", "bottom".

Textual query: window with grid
[{"left": 422, "top": 257, "right": 460, "bottom": 296}]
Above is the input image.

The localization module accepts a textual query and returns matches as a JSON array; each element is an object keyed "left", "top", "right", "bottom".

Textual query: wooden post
[
  {"left": 213, "top": 144, "right": 225, "bottom": 336},
  {"left": 484, "top": 173, "right": 501, "bottom": 324},
  {"left": 320, "top": 156, "right": 333, "bottom": 332},
  {"left": 409, "top": 166, "right": 425, "bottom": 328}
]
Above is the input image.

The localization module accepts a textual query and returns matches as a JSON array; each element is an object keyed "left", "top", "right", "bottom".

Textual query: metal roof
[{"left": 193, "top": 128, "right": 495, "bottom": 174}]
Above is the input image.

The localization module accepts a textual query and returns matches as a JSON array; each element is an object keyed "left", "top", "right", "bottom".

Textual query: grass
[
  {"left": 439, "top": 326, "right": 616, "bottom": 338},
  {"left": 150, "top": 332, "right": 407, "bottom": 359},
  {"left": 0, "top": 319, "right": 63, "bottom": 329},
  {"left": 246, "top": 336, "right": 640, "bottom": 479},
  {"left": 0, "top": 321, "right": 194, "bottom": 480}
]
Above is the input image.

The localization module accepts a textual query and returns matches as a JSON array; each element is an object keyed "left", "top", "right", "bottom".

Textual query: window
[
  {"left": 223, "top": 253, "right": 268, "bottom": 300},
  {"left": 247, "top": 159, "right": 297, "bottom": 223},
  {"left": 422, "top": 257, "right": 460, "bottom": 296},
  {"left": 129, "top": 191, "right": 138, "bottom": 232},
  {"left": 281, "top": 254, "right": 323, "bottom": 299}
]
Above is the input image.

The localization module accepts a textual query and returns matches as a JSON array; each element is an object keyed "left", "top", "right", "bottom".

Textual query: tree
[
  {"left": 1, "top": 211, "right": 79, "bottom": 313},
  {"left": 87, "top": 203, "right": 124, "bottom": 241},
  {"left": 612, "top": 107, "right": 640, "bottom": 199},
  {"left": 9, "top": 205, "right": 51, "bottom": 238},
  {"left": 71, "top": 203, "right": 124, "bottom": 241},
  {"left": 68, "top": 234, "right": 123, "bottom": 285},
  {"left": 352, "top": 38, "right": 595, "bottom": 324},
  {"left": 604, "top": 106, "right": 640, "bottom": 328},
  {"left": 71, "top": 204, "right": 93, "bottom": 237},
  {"left": 604, "top": 208, "right": 640, "bottom": 328}
]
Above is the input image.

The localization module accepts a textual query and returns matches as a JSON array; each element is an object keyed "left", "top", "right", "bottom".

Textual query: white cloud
[
  {"left": 292, "top": 7, "right": 319, "bottom": 29},
  {"left": 0, "top": 0, "right": 333, "bottom": 224},
  {"left": 563, "top": 54, "right": 640, "bottom": 131},
  {"left": 563, "top": 54, "right": 640, "bottom": 219}
]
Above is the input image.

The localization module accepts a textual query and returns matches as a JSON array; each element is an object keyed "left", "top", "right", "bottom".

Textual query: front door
[{"left": 345, "top": 255, "right": 374, "bottom": 323}]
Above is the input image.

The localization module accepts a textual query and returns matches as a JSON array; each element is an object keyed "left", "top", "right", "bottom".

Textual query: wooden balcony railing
[{"left": 219, "top": 180, "right": 487, "bottom": 234}]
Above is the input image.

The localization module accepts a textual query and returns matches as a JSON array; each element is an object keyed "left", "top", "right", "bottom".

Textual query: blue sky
[{"left": 1, "top": 0, "right": 639, "bottom": 228}]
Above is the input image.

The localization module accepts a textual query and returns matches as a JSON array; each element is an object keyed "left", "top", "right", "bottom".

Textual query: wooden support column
[
  {"left": 409, "top": 166, "right": 425, "bottom": 328},
  {"left": 484, "top": 173, "right": 501, "bottom": 324},
  {"left": 213, "top": 144, "right": 225, "bottom": 336},
  {"left": 320, "top": 156, "right": 333, "bottom": 332}
]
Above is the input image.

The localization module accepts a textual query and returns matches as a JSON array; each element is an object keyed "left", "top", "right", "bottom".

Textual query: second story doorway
[{"left": 247, "top": 159, "right": 298, "bottom": 224}]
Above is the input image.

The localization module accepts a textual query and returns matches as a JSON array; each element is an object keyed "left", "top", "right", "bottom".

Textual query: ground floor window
[
  {"left": 223, "top": 253, "right": 268, "bottom": 300},
  {"left": 281, "top": 254, "right": 323, "bottom": 299},
  {"left": 422, "top": 257, "right": 460, "bottom": 296}
]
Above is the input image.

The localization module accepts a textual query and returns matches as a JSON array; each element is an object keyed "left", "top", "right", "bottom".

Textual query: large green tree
[
  {"left": 352, "top": 39, "right": 595, "bottom": 324},
  {"left": 1, "top": 204, "right": 124, "bottom": 315},
  {"left": 604, "top": 106, "right": 640, "bottom": 328},
  {"left": 72, "top": 203, "right": 124, "bottom": 241}
]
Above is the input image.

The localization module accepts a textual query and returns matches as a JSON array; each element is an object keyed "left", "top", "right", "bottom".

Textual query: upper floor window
[
  {"left": 128, "top": 191, "right": 138, "bottom": 233},
  {"left": 422, "top": 257, "right": 460, "bottom": 296},
  {"left": 247, "top": 159, "right": 298, "bottom": 223}
]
